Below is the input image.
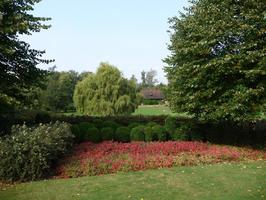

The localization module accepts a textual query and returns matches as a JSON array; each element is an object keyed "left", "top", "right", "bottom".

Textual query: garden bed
[{"left": 56, "top": 141, "right": 266, "bottom": 178}]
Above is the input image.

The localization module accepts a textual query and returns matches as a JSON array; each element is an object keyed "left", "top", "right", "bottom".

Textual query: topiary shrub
[
  {"left": 146, "top": 122, "right": 158, "bottom": 128},
  {"left": 171, "top": 128, "right": 190, "bottom": 141},
  {"left": 152, "top": 125, "right": 167, "bottom": 141},
  {"left": 0, "top": 122, "right": 74, "bottom": 182},
  {"left": 164, "top": 116, "right": 177, "bottom": 138},
  {"left": 144, "top": 126, "right": 156, "bottom": 142},
  {"left": 85, "top": 127, "right": 101, "bottom": 143},
  {"left": 115, "top": 127, "right": 131, "bottom": 142},
  {"left": 92, "top": 119, "right": 103, "bottom": 129},
  {"left": 128, "top": 122, "right": 141, "bottom": 130},
  {"left": 130, "top": 126, "right": 145, "bottom": 141},
  {"left": 102, "top": 120, "right": 119, "bottom": 132},
  {"left": 78, "top": 122, "right": 95, "bottom": 134},
  {"left": 100, "top": 127, "right": 114, "bottom": 141},
  {"left": 71, "top": 124, "right": 83, "bottom": 143}
]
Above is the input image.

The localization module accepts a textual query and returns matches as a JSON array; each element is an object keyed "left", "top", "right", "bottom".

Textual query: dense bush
[
  {"left": 102, "top": 120, "right": 120, "bottom": 132},
  {"left": 171, "top": 128, "right": 189, "bottom": 141},
  {"left": 34, "top": 111, "right": 51, "bottom": 123},
  {"left": 100, "top": 127, "right": 114, "bottom": 141},
  {"left": 152, "top": 125, "right": 167, "bottom": 141},
  {"left": 142, "top": 99, "right": 161, "bottom": 105},
  {"left": 0, "top": 122, "right": 74, "bottom": 182},
  {"left": 115, "top": 127, "right": 131, "bottom": 142},
  {"left": 85, "top": 127, "right": 101, "bottom": 143},
  {"left": 146, "top": 121, "right": 158, "bottom": 128},
  {"left": 164, "top": 116, "right": 176, "bottom": 137},
  {"left": 71, "top": 124, "right": 83, "bottom": 143},
  {"left": 128, "top": 122, "right": 141, "bottom": 130},
  {"left": 144, "top": 126, "right": 156, "bottom": 142},
  {"left": 78, "top": 122, "right": 95, "bottom": 133},
  {"left": 130, "top": 126, "right": 145, "bottom": 141}
]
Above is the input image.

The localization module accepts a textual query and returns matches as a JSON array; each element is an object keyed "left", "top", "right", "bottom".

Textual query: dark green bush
[
  {"left": 130, "top": 126, "right": 145, "bottom": 141},
  {"left": 144, "top": 126, "right": 156, "bottom": 142},
  {"left": 172, "top": 128, "right": 189, "bottom": 141},
  {"left": 115, "top": 127, "right": 131, "bottom": 142},
  {"left": 71, "top": 124, "right": 83, "bottom": 143},
  {"left": 0, "top": 122, "right": 74, "bottom": 182},
  {"left": 128, "top": 122, "right": 141, "bottom": 130},
  {"left": 142, "top": 99, "right": 161, "bottom": 105},
  {"left": 85, "top": 127, "right": 101, "bottom": 143},
  {"left": 146, "top": 122, "right": 158, "bottom": 128},
  {"left": 164, "top": 116, "right": 177, "bottom": 137},
  {"left": 102, "top": 120, "right": 119, "bottom": 131},
  {"left": 152, "top": 125, "right": 167, "bottom": 141},
  {"left": 78, "top": 122, "right": 95, "bottom": 134},
  {"left": 100, "top": 127, "right": 114, "bottom": 141},
  {"left": 92, "top": 119, "right": 103, "bottom": 129}
]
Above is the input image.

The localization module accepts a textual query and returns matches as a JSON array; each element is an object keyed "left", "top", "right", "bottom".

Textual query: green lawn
[
  {"left": 133, "top": 105, "right": 189, "bottom": 117},
  {"left": 1, "top": 161, "right": 265, "bottom": 200}
]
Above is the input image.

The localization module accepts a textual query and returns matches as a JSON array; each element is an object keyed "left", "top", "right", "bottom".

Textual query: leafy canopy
[
  {"left": 0, "top": 0, "right": 52, "bottom": 112},
  {"left": 164, "top": 0, "right": 266, "bottom": 122},
  {"left": 73, "top": 62, "right": 139, "bottom": 116}
]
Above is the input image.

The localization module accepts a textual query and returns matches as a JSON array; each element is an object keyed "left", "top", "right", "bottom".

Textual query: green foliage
[
  {"left": 73, "top": 62, "right": 139, "bottom": 116},
  {"left": 142, "top": 99, "right": 161, "bottom": 105},
  {"left": 172, "top": 128, "right": 189, "bottom": 141},
  {"left": 144, "top": 126, "right": 156, "bottom": 142},
  {"left": 102, "top": 120, "right": 120, "bottom": 132},
  {"left": 71, "top": 124, "right": 83, "bottom": 143},
  {"left": 0, "top": 122, "right": 74, "bottom": 182},
  {"left": 35, "top": 111, "right": 51, "bottom": 123},
  {"left": 152, "top": 125, "right": 167, "bottom": 141},
  {"left": 164, "top": 116, "right": 176, "bottom": 135},
  {"left": 164, "top": 0, "right": 266, "bottom": 122},
  {"left": 0, "top": 0, "right": 52, "bottom": 111},
  {"left": 85, "top": 127, "right": 101, "bottom": 143},
  {"left": 100, "top": 127, "right": 114, "bottom": 141},
  {"left": 128, "top": 122, "right": 141, "bottom": 130},
  {"left": 130, "top": 126, "right": 145, "bottom": 141},
  {"left": 40, "top": 70, "right": 79, "bottom": 112},
  {"left": 92, "top": 119, "right": 103, "bottom": 129},
  {"left": 115, "top": 127, "right": 131, "bottom": 142},
  {"left": 146, "top": 122, "right": 158, "bottom": 128}
]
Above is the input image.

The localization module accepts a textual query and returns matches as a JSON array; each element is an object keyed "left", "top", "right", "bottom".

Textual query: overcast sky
[{"left": 23, "top": 0, "right": 189, "bottom": 83}]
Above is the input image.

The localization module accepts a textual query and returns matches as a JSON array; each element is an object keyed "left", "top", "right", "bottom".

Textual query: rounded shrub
[
  {"left": 164, "top": 116, "right": 177, "bottom": 136},
  {"left": 130, "top": 125, "right": 145, "bottom": 141},
  {"left": 102, "top": 120, "right": 119, "bottom": 132},
  {"left": 146, "top": 122, "right": 158, "bottom": 128},
  {"left": 115, "top": 127, "right": 131, "bottom": 142},
  {"left": 35, "top": 111, "right": 51, "bottom": 123},
  {"left": 100, "top": 127, "right": 114, "bottom": 141},
  {"left": 78, "top": 122, "right": 95, "bottom": 133},
  {"left": 71, "top": 124, "right": 83, "bottom": 143},
  {"left": 128, "top": 122, "right": 141, "bottom": 130},
  {"left": 152, "top": 125, "right": 167, "bottom": 141},
  {"left": 172, "top": 128, "right": 190, "bottom": 141},
  {"left": 92, "top": 119, "right": 103, "bottom": 129},
  {"left": 144, "top": 126, "right": 156, "bottom": 142},
  {"left": 85, "top": 127, "right": 101, "bottom": 143}
]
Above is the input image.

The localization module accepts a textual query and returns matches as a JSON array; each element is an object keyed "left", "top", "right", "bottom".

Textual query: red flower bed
[{"left": 56, "top": 141, "right": 265, "bottom": 178}]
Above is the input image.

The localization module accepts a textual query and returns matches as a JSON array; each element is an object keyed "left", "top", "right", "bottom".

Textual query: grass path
[{"left": 1, "top": 161, "right": 265, "bottom": 200}]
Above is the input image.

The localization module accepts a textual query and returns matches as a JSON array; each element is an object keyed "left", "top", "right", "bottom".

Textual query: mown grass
[
  {"left": 133, "top": 105, "right": 189, "bottom": 117},
  {"left": 1, "top": 161, "right": 265, "bottom": 200}
]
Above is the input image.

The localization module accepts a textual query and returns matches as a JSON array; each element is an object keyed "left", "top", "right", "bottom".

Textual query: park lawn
[
  {"left": 133, "top": 105, "right": 189, "bottom": 117},
  {"left": 0, "top": 161, "right": 265, "bottom": 200}
]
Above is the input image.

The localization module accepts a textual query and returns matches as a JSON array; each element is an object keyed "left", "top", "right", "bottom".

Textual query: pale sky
[{"left": 23, "top": 0, "right": 189, "bottom": 83}]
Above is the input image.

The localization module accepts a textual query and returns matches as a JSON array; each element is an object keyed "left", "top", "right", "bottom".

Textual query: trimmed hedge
[
  {"left": 0, "top": 122, "right": 74, "bottom": 182},
  {"left": 85, "top": 127, "right": 101, "bottom": 143},
  {"left": 144, "top": 126, "right": 156, "bottom": 142},
  {"left": 130, "top": 126, "right": 145, "bottom": 141},
  {"left": 115, "top": 127, "right": 131, "bottom": 143},
  {"left": 152, "top": 125, "right": 167, "bottom": 141},
  {"left": 101, "top": 127, "right": 114, "bottom": 141}
]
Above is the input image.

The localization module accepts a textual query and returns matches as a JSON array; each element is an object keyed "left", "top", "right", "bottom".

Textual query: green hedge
[
  {"left": 115, "top": 127, "right": 131, "bottom": 142},
  {"left": 0, "top": 122, "right": 74, "bottom": 182},
  {"left": 130, "top": 126, "right": 145, "bottom": 141}
]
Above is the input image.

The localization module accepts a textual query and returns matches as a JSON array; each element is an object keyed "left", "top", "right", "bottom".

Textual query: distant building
[{"left": 140, "top": 88, "right": 164, "bottom": 100}]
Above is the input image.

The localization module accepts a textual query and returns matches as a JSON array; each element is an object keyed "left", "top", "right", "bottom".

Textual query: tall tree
[
  {"left": 164, "top": 0, "right": 266, "bottom": 122},
  {"left": 73, "top": 63, "right": 139, "bottom": 116},
  {"left": 0, "top": 0, "right": 52, "bottom": 112}
]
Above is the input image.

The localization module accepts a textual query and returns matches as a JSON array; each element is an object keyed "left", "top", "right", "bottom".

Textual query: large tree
[
  {"left": 73, "top": 63, "right": 139, "bottom": 116},
  {"left": 164, "top": 0, "right": 266, "bottom": 122},
  {"left": 0, "top": 0, "right": 52, "bottom": 112}
]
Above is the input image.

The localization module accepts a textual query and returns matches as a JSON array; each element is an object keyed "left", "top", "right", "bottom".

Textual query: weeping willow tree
[{"left": 73, "top": 63, "right": 139, "bottom": 116}]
